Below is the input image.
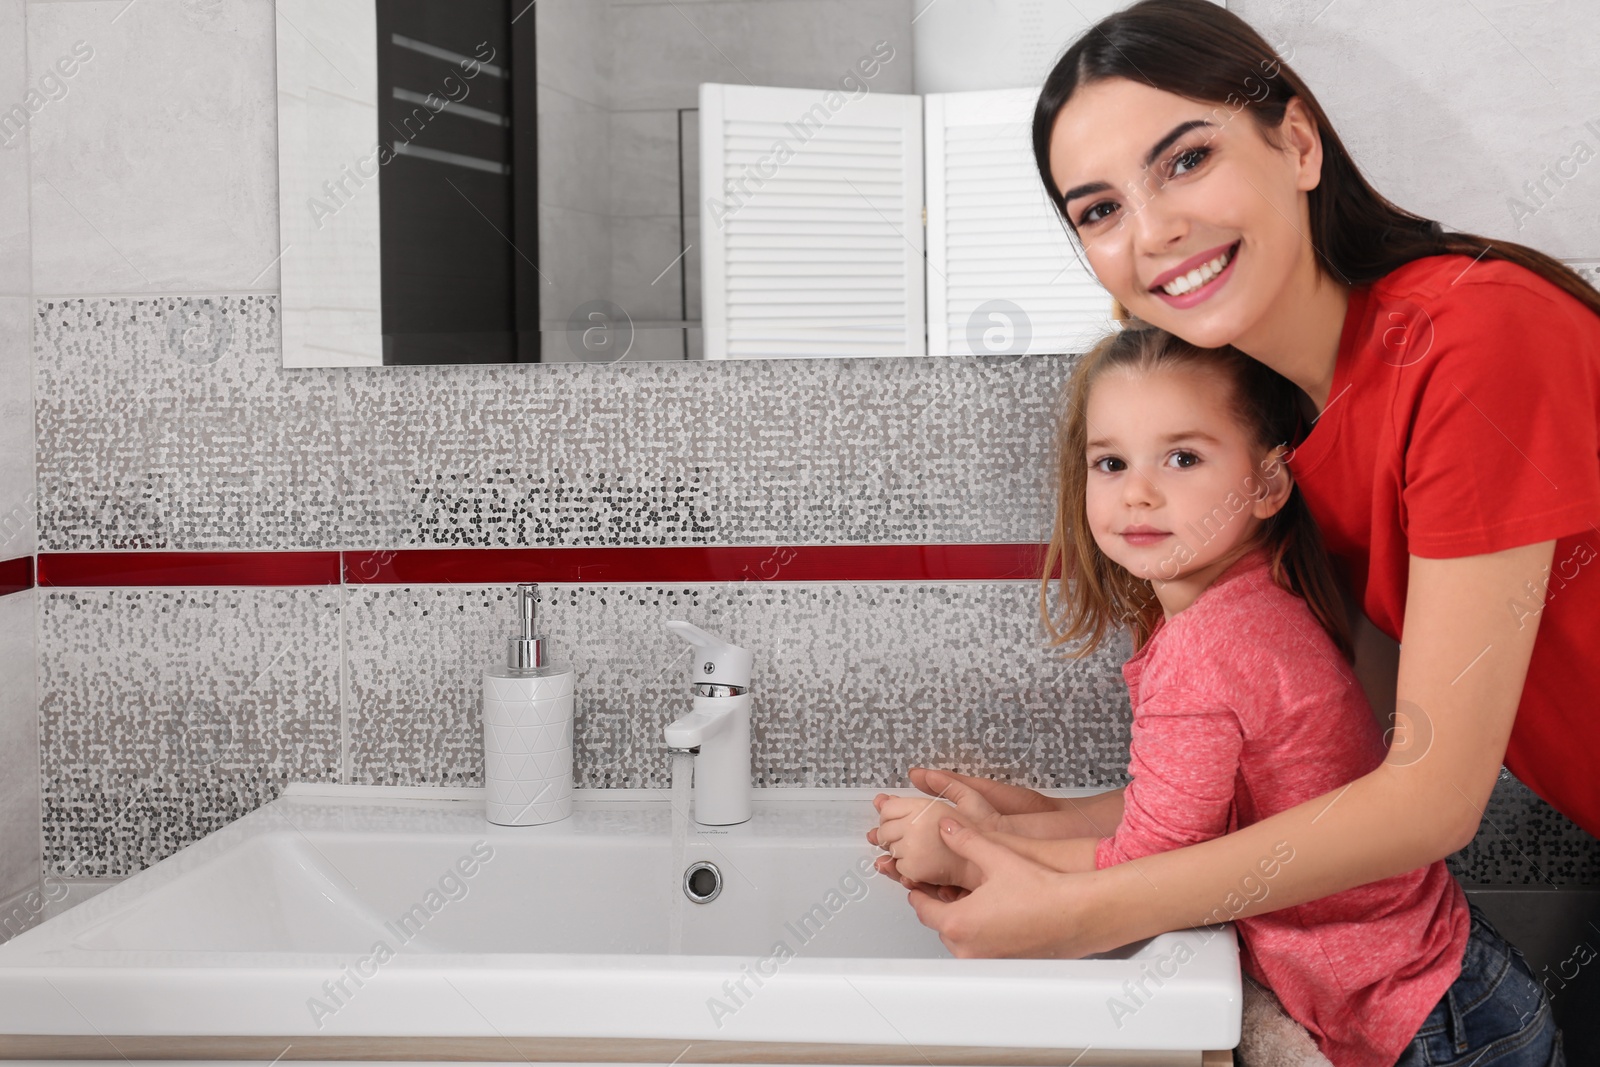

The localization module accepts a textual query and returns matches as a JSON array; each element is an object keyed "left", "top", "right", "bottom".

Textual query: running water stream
[{"left": 667, "top": 750, "right": 694, "bottom": 954}]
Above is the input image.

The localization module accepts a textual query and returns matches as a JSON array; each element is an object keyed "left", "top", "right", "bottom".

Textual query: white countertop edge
[{"left": 277, "top": 783, "right": 1113, "bottom": 804}]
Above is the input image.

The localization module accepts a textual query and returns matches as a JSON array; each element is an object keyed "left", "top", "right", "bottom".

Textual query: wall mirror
[{"left": 275, "top": 0, "right": 1222, "bottom": 368}]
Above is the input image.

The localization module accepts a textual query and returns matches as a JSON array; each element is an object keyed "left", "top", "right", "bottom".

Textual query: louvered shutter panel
[
  {"left": 699, "top": 83, "right": 926, "bottom": 360},
  {"left": 925, "top": 88, "right": 1113, "bottom": 357}
]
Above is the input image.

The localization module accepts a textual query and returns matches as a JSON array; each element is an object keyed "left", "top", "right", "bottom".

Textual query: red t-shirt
[
  {"left": 1285, "top": 254, "right": 1600, "bottom": 836},
  {"left": 1095, "top": 546, "right": 1470, "bottom": 1067}
]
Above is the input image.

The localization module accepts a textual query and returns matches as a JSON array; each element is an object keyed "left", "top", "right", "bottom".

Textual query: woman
[{"left": 872, "top": 0, "right": 1599, "bottom": 987}]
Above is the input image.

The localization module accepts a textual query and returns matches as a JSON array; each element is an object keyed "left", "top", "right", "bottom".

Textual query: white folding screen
[
  {"left": 699, "top": 83, "right": 927, "bottom": 360},
  {"left": 925, "top": 87, "right": 1112, "bottom": 357},
  {"left": 699, "top": 83, "right": 1113, "bottom": 360}
]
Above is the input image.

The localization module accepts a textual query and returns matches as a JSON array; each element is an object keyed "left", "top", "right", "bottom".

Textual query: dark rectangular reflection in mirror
[{"left": 375, "top": 0, "right": 541, "bottom": 364}]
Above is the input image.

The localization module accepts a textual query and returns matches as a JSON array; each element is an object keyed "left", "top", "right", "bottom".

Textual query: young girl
[{"left": 871, "top": 324, "right": 1563, "bottom": 1066}]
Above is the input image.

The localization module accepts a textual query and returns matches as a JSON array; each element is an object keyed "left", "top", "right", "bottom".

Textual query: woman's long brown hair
[
  {"left": 1030, "top": 0, "right": 1600, "bottom": 317},
  {"left": 1040, "top": 326, "right": 1354, "bottom": 663}
]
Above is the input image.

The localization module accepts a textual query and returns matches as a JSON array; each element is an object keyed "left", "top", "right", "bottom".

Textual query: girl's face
[
  {"left": 1083, "top": 364, "right": 1288, "bottom": 587},
  {"left": 1047, "top": 77, "right": 1323, "bottom": 351}
]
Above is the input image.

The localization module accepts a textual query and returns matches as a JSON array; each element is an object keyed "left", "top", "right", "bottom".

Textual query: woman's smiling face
[{"left": 1048, "top": 77, "right": 1324, "bottom": 350}]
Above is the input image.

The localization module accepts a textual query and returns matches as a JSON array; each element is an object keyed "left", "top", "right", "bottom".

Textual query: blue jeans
[{"left": 1392, "top": 903, "right": 1564, "bottom": 1066}]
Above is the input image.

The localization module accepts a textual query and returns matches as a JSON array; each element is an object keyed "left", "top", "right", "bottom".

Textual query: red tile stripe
[
  {"left": 0, "top": 556, "right": 33, "bottom": 597},
  {"left": 346, "top": 544, "right": 1052, "bottom": 584},
  {"left": 28, "top": 545, "right": 1054, "bottom": 588},
  {"left": 38, "top": 552, "right": 342, "bottom": 587}
]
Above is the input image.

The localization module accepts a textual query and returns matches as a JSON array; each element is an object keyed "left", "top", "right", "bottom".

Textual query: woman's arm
[{"left": 910, "top": 541, "right": 1554, "bottom": 958}]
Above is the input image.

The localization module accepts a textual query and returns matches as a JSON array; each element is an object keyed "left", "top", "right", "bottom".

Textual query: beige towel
[{"left": 1237, "top": 976, "right": 1335, "bottom": 1067}]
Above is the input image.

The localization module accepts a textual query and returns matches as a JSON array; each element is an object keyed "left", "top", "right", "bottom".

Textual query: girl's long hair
[
  {"left": 1041, "top": 326, "right": 1354, "bottom": 663},
  {"left": 1031, "top": 0, "right": 1600, "bottom": 317}
]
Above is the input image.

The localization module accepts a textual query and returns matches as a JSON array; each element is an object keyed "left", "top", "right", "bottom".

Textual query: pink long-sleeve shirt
[{"left": 1094, "top": 545, "right": 1470, "bottom": 1067}]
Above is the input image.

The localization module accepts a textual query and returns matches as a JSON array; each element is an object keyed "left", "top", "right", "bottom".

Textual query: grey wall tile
[
  {"left": 539, "top": 86, "right": 612, "bottom": 218},
  {"left": 609, "top": 0, "right": 914, "bottom": 113},
  {"left": 609, "top": 214, "right": 688, "bottom": 323},
  {"left": 0, "top": 588, "right": 39, "bottom": 901},
  {"left": 538, "top": 202, "right": 615, "bottom": 344},
  {"left": 38, "top": 587, "right": 343, "bottom": 878},
  {"left": 27, "top": 0, "right": 281, "bottom": 294},
  {"left": 1231, "top": 0, "right": 1600, "bottom": 259},
  {"left": 0, "top": 0, "right": 28, "bottom": 296},
  {"left": 610, "top": 109, "right": 682, "bottom": 220},
  {"left": 534, "top": 0, "right": 611, "bottom": 111},
  {"left": 0, "top": 297, "right": 33, "bottom": 560}
]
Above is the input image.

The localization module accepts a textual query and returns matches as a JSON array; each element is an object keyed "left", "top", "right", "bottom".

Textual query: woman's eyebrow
[{"left": 1060, "top": 119, "right": 1217, "bottom": 205}]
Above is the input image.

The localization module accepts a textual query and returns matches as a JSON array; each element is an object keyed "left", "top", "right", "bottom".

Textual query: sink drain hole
[{"left": 684, "top": 861, "right": 722, "bottom": 904}]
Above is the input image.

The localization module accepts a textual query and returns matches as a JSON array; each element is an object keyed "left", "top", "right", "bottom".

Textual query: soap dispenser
[
  {"left": 662, "top": 620, "right": 753, "bottom": 825},
  {"left": 482, "top": 583, "right": 574, "bottom": 826}
]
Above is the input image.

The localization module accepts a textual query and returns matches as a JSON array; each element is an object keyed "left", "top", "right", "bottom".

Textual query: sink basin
[{"left": 0, "top": 785, "right": 1241, "bottom": 1063}]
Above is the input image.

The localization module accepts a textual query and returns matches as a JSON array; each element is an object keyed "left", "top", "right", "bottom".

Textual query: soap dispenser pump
[
  {"left": 662, "top": 621, "right": 753, "bottom": 825},
  {"left": 482, "top": 583, "right": 575, "bottom": 826}
]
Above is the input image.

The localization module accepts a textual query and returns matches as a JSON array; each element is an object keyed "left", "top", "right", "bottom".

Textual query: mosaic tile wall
[
  {"left": 39, "top": 588, "right": 342, "bottom": 880},
  {"left": 34, "top": 296, "right": 1070, "bottom": 551}
]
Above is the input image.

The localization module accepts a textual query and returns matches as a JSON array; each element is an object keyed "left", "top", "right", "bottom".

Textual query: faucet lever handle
[
  {"left": 665, "top": 620, "right": 753, "bottom": 691},
  {"left": 665, "top": 620, "right": 721, "bottom": 648}
]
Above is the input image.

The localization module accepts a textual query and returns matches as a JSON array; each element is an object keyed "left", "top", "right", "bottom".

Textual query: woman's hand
[{"left": 906, "top": 819, "right": 1092, "bottom": 958}]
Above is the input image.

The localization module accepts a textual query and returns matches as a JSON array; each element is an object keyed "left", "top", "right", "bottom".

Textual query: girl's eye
[
  {"left": 1169, "top": 450, "right": 1200, "bottom": 468},
  {"left": 1170, "top": 146, "right": 1210, "bottom": 178},
  {"left": 1090, "top": 456, "right": 1124, "bottom": 473}
]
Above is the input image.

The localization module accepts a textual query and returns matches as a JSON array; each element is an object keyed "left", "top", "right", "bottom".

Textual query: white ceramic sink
[{"left": 0, "top": 785, "right": 1241, "bottom": 1063}]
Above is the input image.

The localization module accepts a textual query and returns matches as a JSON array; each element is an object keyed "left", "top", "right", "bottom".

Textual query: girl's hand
[
  {"left": 866, "top": 767, "right": 1059, "bottom": 887},
  {"left": 891, "top": 873, "right": 970, "bottom": 904},
  {"left": 870, "top": 799, "right": 981, "bottom": 887},
  {"left": 867, "top": 843, "right": 970, "bottom": 898}
]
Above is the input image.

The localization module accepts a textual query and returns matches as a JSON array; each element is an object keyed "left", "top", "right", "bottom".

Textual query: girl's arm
[
  {"left": 909, "top": 542, "right": 1554, "bottom": 958},
  {"left": 869, "top": 772, "right": 1124, "bottom": 878},
  {"left": 881, "top": 680, "right": 1235, "bottom": 889},
  {"left": 1001, "top": 788, "right": 1126, "bottom": 840},
  {"left": 985, "top": 832, "right": 1100, "bottom": 873}
]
